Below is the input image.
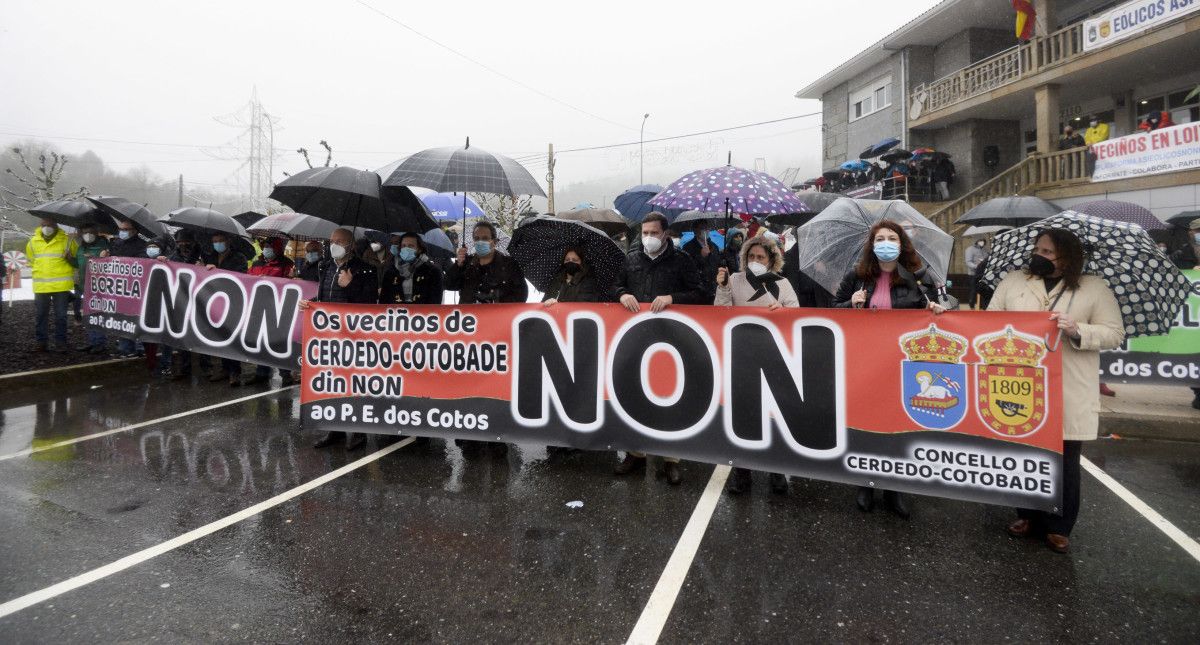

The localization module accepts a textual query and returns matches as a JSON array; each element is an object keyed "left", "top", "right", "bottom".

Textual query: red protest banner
[{"left": 301, "top": 303, "right": 1064, "bottom": 510}]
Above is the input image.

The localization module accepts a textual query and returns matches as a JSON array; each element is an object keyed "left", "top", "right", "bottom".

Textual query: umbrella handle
[{"left": 1043, "top": 330, "right": 1063, "bottom": 353}]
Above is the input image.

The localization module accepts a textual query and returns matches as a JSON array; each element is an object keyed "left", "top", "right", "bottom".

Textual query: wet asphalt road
[{"left": 0, "top": 373, "right": 1197, "bottom": 643}]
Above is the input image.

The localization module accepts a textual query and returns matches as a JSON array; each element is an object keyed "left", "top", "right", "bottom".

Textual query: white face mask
[
  {"left": 329, "top": 243, "right": 347, "bottom": 260},
  {"left": 641, "top": 235, "right": 663, "bottom": 254},
  {"left": 747, "top": 261, "right": 769, "bottom": 276},
  {"left": 370, "top": 242, "right": 382, "bottom": 252},
  {"left": 82, "top": 233, "right": 96, "bottom": 243},
  {"left": 41, "top": 226, "right": 56, "bottom": 238}
]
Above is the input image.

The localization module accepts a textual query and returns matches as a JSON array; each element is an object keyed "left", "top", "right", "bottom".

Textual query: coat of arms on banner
[
  {"left": 899, "top": 324, "right": 968, "bottom": 430},
  {"left": 974, "top": 326, "right": 1047, "bottom": 438}
]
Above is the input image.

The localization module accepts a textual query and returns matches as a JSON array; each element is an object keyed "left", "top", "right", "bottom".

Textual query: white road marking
[
  {"left": 0, "top": 437, "right": 413, "bottom": 618},
  {"left": 1082, "top": 456, "right": 1200, "bottom": 563},
  {"left": 626, "top": 465, "right": 730, "bottom": 645},
  {"left": 0, "top": 386, "right": 297, "bottom": 461}
]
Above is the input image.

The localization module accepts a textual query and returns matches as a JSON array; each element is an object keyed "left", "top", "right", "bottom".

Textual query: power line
[
  {"left": 349, "top": 0, "right": 643, "bottom": 135},
  {"left": 556, "top": 112, "right": 822, "bottom": 154}
]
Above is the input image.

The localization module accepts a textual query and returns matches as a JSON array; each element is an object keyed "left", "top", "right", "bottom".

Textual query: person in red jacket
[
  {"left": 244, "top": 238, "right": 298, "bottom": 386},
  {"left": 1138, "top": 111, "right": 1174, "bottom": 132}
]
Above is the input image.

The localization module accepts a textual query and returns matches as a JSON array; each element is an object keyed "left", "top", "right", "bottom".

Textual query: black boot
[
  {"left": 345, "top": 433, "right": 366, "bottom": 451},
  {"left": 883, "top": 490, "right": 910, "bottom": 519},
  {"left": 614, "top": 454, "right": 647, "bottom": 475},
  {"left": 856, "top": 486, "right": 875, "bottom": 512},
  {"left": 313, "top": 431, "right": 344, "bottom": 449},
  {"left": 726, "top": 467, "right": 752, "bottom": 494},
  {"left": 662, "top": 461, "right": 682, "bottom": 486},
  {"left": 769, "top": 473, "right": 788, "bottom": 495}
]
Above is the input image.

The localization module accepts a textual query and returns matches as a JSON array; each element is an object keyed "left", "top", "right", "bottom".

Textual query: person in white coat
[
  {"left": 715, "top": 235, "right": 798, "bottom": 495},
  {"left": 987, "top": 228, "right": 1124, "bottom": 554}
]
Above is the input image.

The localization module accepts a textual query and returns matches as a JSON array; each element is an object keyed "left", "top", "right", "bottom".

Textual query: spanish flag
[{"left": 1013, "top": 0, "right": 1036, "bottom": 40}]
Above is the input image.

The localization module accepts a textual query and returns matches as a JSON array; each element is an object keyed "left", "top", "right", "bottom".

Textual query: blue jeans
[
  {"left": 117, "top": 337, "right": 137, "bottom": 355},
  {"left": 34, "top": 291, "right": 69, "bottom": 346}
]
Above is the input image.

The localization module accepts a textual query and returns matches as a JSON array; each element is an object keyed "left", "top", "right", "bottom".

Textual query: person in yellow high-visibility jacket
[
  {"left": 24, "top": 218, "right": 78, "bottom": 352},
  {"left": 1084, "top": 118, "right": 1109, "bottom": 145}
]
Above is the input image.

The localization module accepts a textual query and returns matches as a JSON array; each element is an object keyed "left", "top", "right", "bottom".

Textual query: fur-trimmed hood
[{"left": 739, "top": 235, "right": 784, "bottom": 273}]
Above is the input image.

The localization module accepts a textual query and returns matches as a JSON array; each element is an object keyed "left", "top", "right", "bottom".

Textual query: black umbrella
[
  {"left": 381, "top": 137, "right": 545, "bottom": 246},
  {"left": 507, "top": 217, "right": 624, "bottom": 294},
  {"left": 858, "top": 137, "right": 901, "bottom": 159},
  {"left": 880, "top": 149, "right": 912, "bottom": 163},
  {"left": 27, "top": 199, "right": 117, "bottom": 234},
  {"left": 160, "top": 207, "right": 248, "bottom": 239},
  {"left": 956, "top": 196, "right": 1060, "bottom": 227},
  {"left": 981, "top": 211, "right": 1191, "bottom": 338},
  {"left": 668, "top": 210, "right": 731, "bottom": 233},
  {"left": 1166, "top": 210, "right": 1200, "bottom": 228},
  {"left": 233, "top": 211, "right": 267, "bottom": 228},
  {"left": 248, "top": 212, "right": 338, "bottom": 242},
  {"left": 87, "top": 195, "right": 167, "bottom": 239},
  {"left": 821, "top": 169, "right": 842, "bottom": 180},
  {"left": 557, "top": 207, "right": 628, "bottom": 236},
  {"left": 268, "top": 166, "right": 436, "bottom": 234}
]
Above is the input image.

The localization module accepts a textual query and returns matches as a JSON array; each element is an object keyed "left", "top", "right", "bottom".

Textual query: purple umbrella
[
  {"left": 1071, "top": 200, "right": 1166, "bottom": 230},
  {"left": 649, "top": 162, "right": 805, "bottom": 235}
]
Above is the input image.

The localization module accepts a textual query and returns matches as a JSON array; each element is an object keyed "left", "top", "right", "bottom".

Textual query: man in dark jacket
[
  {"left": 682, "top": 222, "right": 720, "bottom": 303},
  {"left": 783, "top": 240, "right": 833, "bottom": 307},
  {"left": 103, "top": 219, "right": 148, "bottom": 356},
  {"left": 612, "top": 211, "right": 705, "bottom": 485},
  {"left": 155, "top": 230, "right": 207, "bottom": 379},
  {"left": 296, "top": 240, "right": 323, "bottom": 282},
  {"left": 446, "top": 221, "right": 527, "bottom": 304},
  {"left": 303, "top": 227, "right": 377, "bottom": 451},
  {"left": 203, "top": 232, "right": 251, "bottom": 385}
]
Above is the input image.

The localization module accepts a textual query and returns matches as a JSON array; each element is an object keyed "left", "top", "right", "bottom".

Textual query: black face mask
[
  {"left": 1028, "top": 254, "right": 1056, "bottom": 277},
  {"left": 563, "top": 261, "right": 581, "bottom": 275}
]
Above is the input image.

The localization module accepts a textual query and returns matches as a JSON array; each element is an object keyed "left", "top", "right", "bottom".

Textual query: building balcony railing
[{"left": 910, "top": 22, "right": 1085, "bottom": 117}]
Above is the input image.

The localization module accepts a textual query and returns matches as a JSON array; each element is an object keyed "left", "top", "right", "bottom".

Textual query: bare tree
[
  {"left": 469, "top": 193, "right": 534, "bottom": 235},
  {"left": 1, "top": 146, "right": 88, "bottom": 215},
  {"left": 296, "top": 140, "right": 334, "bottom": 170}
]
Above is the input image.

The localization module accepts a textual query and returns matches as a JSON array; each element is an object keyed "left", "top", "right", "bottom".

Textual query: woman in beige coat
[
  {"left": 987, "top": 228, "right": 1124, "bottom": 554},
  {"left": 715, "top": 235, "right": 797, "bottom": 495}
]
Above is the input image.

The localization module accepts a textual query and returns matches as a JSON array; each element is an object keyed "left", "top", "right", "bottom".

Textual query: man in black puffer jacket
[{"left": 611, "top": 211, "right": 705, "bottom": 486}]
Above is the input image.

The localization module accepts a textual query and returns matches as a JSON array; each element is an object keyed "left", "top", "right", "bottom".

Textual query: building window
[{"left": 849, "top": 76, "right": 892, "bottom": 122}]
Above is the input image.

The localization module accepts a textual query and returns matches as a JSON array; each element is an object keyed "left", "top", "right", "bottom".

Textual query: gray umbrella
[
  {"left": 160, "top": 207, "right": 248, "bottom": 239},
  {"left": 1072, "top": 199, "right": 1167, "bottom": 230},
  {"left": 248, "top": 212, "right": 338, "bottom": 242},
  {"left": 1166, "top": 210, "right": 1200, "bottom": 228},
  {"left": 381, "top": 138, "right": 545, "bottom": 245},
  {"left": 668, "top": 210, "right": 729, "bottom": 233},
  {"left": 793, "top": 198, "right": 954, "bottom": 296},
  {"left": 87, "top": 195, "right": 167, "bottom": 239},
  {"left": 955, "top": 196, "right": 1060, "bottom": 227},
  {"left": 766, "top": 192, "right": 836, "bottom": 226},
  {"left": 557, "top": 207, "right": 628, "bottom": 236},
  {"left": 28, "top": 199, "right": 117, "bottom": 234}
]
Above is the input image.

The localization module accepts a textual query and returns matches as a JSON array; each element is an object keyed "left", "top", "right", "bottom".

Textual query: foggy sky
[{"left": 0, "top": 0, "right": 942, "bottom": 201}]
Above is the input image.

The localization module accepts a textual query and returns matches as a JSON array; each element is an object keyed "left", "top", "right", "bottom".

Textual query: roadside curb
[
  {"left": 0, "top": 358, "right": 142, "bottom": 391},
  {"left": 1101, "top": 412, "right": 1200, "bottom": 443}
]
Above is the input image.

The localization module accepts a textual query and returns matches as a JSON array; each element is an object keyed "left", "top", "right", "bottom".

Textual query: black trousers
[{"left": 1017, "top": 440, "right": 1082, "bottom": 536}]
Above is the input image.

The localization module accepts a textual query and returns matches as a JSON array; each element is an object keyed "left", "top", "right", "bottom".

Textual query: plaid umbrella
[
  {"left": 793, "top": 198, "right": 954, "bottom": 295},
  {"left": 956, "top": 196, "right": 1060, "bottom": 227},
  {"left": 248, "top": 212, "right": 338, "bottom": 242},
  {"left": 160, "top": 207, "right": 248, "bottom": 239},
  {"left": 269, "top": 166, "right": 436, "bottom": 234},
  {"left": 87, "top": 195, "right": 167, "bottom": 239},
  {"left": 612, "top": 184, "right": 685, "bottom": 224},
  {"left": 381, "top": 138, "right": 544, "bottom": 245},
  {"left": 507, "top": 217, "right": 624, "bottom": 294},
  {"left": 557, "top": 207, "right": 628, "bottom": 236},
  {"left": 1072, "top": 199, "right": 1166, "bottom": 230},
  {"left": 980, "top": 211, "right": 1190, "bottom": 338},
  {"left": 28, "top": 199, "right": 116, "bottom": 234}
]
